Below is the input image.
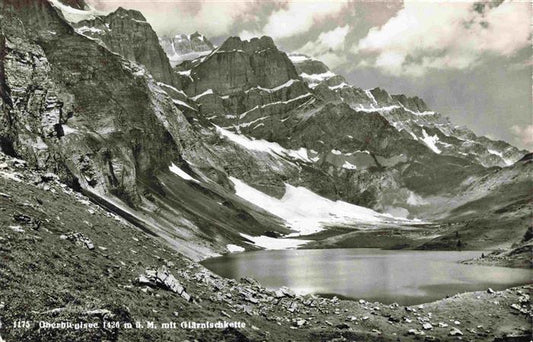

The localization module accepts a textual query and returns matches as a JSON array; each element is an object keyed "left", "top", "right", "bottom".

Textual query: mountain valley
[{"left": 0, "top": 0, "right": 531, "bottom": 341}]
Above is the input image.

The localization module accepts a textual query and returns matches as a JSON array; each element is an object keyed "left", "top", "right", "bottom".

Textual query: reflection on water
[{"left": 202, "top": 249, "right": 532, "bottom": 305}]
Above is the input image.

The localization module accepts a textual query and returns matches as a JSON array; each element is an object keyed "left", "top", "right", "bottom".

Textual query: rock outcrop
[
  {"left": 73, "top": 7, "right": 175, "bottom": 85},
  {"left": 186, "top": 36, "right": 300, "bottom": 96}
]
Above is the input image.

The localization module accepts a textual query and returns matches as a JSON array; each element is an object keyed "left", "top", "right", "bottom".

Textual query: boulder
[
  {"left": 280, "top": 287, "right": 296, "bottom": 298},
  {"left": 294, "top": 319, "right": 306, "bottom": 327},
  {"left": 60, "top": 232, "right": 95, "bottom": 250},
  {"left": 422, "top": 322, "right": 433, "bottom": 330},
  {"left": 138, "top": 266, "right": 191, "bottom": 301},
  {"left": 449, "top": 328, "right": 463, "bottom": 336},
  {"left": 408, "top": 329, "right": 425, "bottom": 336}
]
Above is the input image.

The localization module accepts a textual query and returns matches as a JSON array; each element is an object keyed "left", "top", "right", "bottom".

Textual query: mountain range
[
  {"left": 0, "top": 1, "right": 531, "bottom": 341},
  {"left": 1, "top": 0, "right": 530, "bottom": 260}
]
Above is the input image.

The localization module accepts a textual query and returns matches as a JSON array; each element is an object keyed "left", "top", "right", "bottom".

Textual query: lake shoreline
[{"left": 202, "top": 248, "right": 532, "bottom": 307}]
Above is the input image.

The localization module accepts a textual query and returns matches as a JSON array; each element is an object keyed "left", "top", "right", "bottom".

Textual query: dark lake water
[{"left": 202, "top": 248, "right": 532, "bottom": 305}]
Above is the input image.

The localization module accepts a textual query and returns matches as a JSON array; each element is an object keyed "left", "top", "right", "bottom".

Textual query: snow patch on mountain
[
  {"left": 288, "top": 54, "right": 312, "bottom": 63},
  {"left": 300, "top": 71, "right": 336, "bottom": 87},
  {"left": 488, "top": 149, "right": 503, "bottom": 158},
  {"left": 365, "top": 90, "right": 378, "bottom": 106},
  {"left": 76, "top": 26, "right": 104, "bottom": 35},
  {"left": 216, "top": 126, "right": 313, "bottom": 163},
  {"left": 191, "top": 89, "right": 214, "bottom": 101},
  {"left": 399, "top": 103, "right": 435, "bottom": 116},
  {"left": 245, "top": 79, "right": 299, "bottom": 93},
  {"left": 240, "top": 233, "right": 310, "bottom": 250},
  {"left": 169, "top": 163, "right": 200, "bottom": 183},
  {"left": 487, "top": 149, "right": 514, "bottom": 166},
  {"left": 406, "top": 191, "right": 428, "bottom": 206},
  {"left": 172, "top": 99, "right": 196, "bottom": 111},
  {"left": 157, "top": 82, "right": 187, "bottom": 97},
  {"left": 49, "top": 0, "right": 100, "bottom": 23},
  {"left": 237, "top": 93, "right": 313, "bottom": 119},
  {"left": 342, "top": 161, "right": 357, "bottom": 170},
  {"left": 230, "top": 177, "right": 392, "bottom": 236},
  {"left": 49, "top": 0, "right": 105, "bottom": 23},
  {"left": 172, "top": 51, "right": 210, "bottom": 66},
  {"left": 329, "top": 82, "right": 350, "bottom": 90},
  {"left": 226, "top": 244, "right": 245, "bottom": 253},
  {"left": 421, "top": 129, "right": 442, "bottom": 154},
  {"left": 62, "top": 125, "right": 78, "bottom": 135},
  {"left": 159, "top": 33, "right": 214, "bottom": 67},
  {"left": 354, "top": 104, "right": 400, "bottom": 113}
]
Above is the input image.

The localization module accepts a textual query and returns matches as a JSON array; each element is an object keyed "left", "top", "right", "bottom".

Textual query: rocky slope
[
  {"left": 0, "top": 153, "right": 531, "bottom": 342},
  {"left": 159, "top": 31, "right": 214, "bottom": 67}
]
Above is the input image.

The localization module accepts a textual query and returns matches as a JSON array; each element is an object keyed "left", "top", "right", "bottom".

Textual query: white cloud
[
  {"left": 511, "top": 124, "right": 533, "bottom": 150},
  {"left": 179, "top": 2, "right": 253, "bottom": 37},
  {"left": 306, "top": 25, "right": 349, "bottom": 51},
  {"left": 87, "top": 0, "right": 255, "bottom": 37},
  {"left": 316, "top": 52, "right": 347, "bottom": 69},
  {"left": 245, "top": 0, "right": 346, "bottom": 40},
  {"left": 354, "top": 0, "right": 531, "bottom": 76},
  {"left": 239, "top": 29, "right": 261, "bottom": 41},
  {"left": 298, "top": 25, "right": 350, "bottom": 68}
]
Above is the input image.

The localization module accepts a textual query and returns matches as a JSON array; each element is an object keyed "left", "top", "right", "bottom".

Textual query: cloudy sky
[{"left": 87, "top": 0, "right": 532, "bottom": 150}]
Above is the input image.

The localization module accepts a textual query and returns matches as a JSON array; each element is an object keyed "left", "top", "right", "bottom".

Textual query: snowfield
[
  {"left": 215, "top": 126, "right": 313, "bottom": 163},
  {"left": 421, "top": 129, "right": 442, "bottom": 154},
  {"left": 169, "top": 163, "right": 200, "bottom": 183},
  {"left": 226, "top": 244, "right": 245, "bottom": 253},
  {"left": 230, "top": 177, "right": 397, "bottom": 236},
  {"left": 300, "top": 71, "right": 336, "bottom": 87},
  {"left": 240, "top": 233, "right": 310, "bottom": 250},
  {"left": 49, "top": 0, "right": 101, "bottom": 23}
]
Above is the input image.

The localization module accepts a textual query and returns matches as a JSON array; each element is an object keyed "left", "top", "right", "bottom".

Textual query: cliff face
[
  {"left": 73, "top": 7, "right": 175, "bottom": 85},
  {"left": 2, "top": 2, "right": 179, "bottom": 202},
  {"left": 0, "top": 0, "right": 294, "bottom": 259},
  {"left": 186, "top": 36, "right": 300, "bottom": 96}
]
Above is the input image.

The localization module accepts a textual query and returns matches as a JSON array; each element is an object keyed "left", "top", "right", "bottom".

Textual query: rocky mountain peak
[
  {"left": 110, "top": 6, "right": 147, "bottom": 22},
  {"left": 190, "top": 31, "right": 208, "bottom": 42},
  {"left": 184, "top": 35, "right": 299, "bottom": 95},
  {"left": 289, "top": 53, "right": 331, "bottom": 76},
  {"left": 368, "top": 87, "right": 393, "bottom": 104},
  {"left": 159, "top": 31, "right": 214, "bottom": 67},
  {"left": 391, "top": 94, "right": 429, "bottom": 112},
  {"left": 57, "top": 0, "right": 89, "bottom": 10},
  {"left": 73, "top": 6, "right": 175, "bottom": 85},
  {"left": 219, "top": 36, "right": 277, "bottom": 53}
]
